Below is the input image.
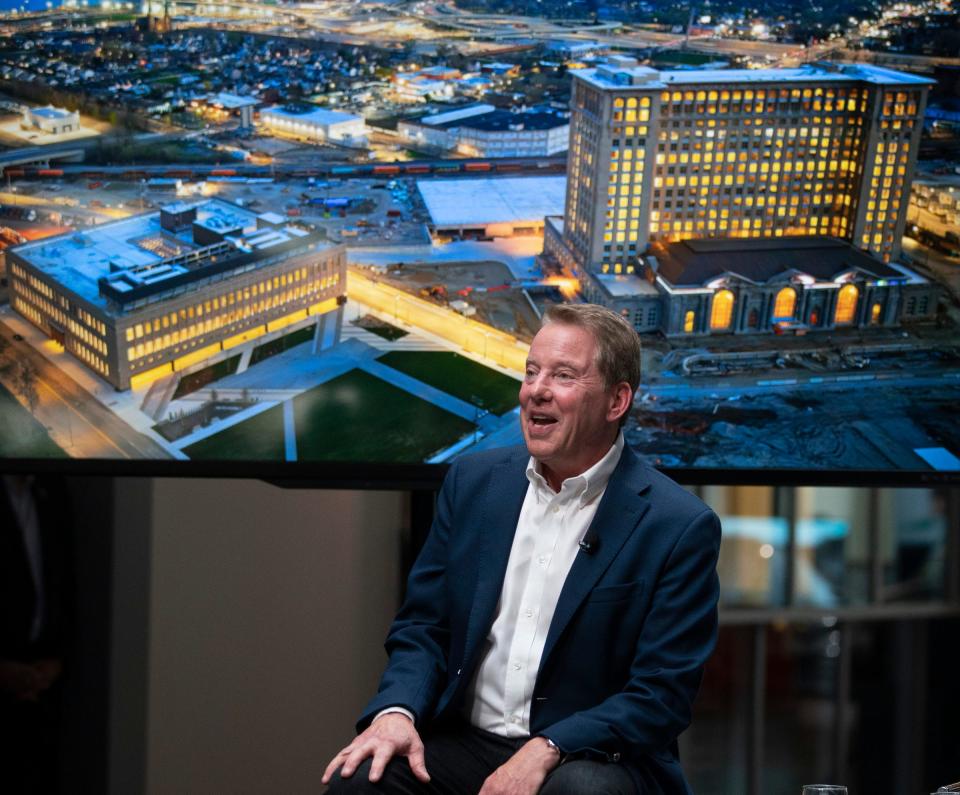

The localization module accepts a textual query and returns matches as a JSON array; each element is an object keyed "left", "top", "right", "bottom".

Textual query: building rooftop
[
  {"left": 575, "top": 62, "right": 936, "bottom": 91},
  {"left": 418, "top": 104, "right": 496, "bottom": 127},
  {"left": 29, "top": 105, "right": 75, "bottom": 119},
  {"left": 208, "top": 92, "right": 258, "bottom": 109},
  {"left": 260, "top": 104, "right": 361, "bottom": 126},
  {"left": 410, "top": 104, "right": 567, "bottom": 132},
  {"left": 417, "top": 176, "right": 566, "bottom": 228},
  {"left": 592, "top": 272, "right": 659, "bottom": 298},
  {"left": 14, "top": 199, "right": 327, "bottom": 314},
  {"left": 457, "top": 109, "right": 568, "bottom": 133},
  {"left": 649, "top": 237, "right": 920, "bottom": 288}
]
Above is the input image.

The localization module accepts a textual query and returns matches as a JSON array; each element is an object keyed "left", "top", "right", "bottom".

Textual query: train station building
[
  {"left": 542, "top": 60, "right": 939, "bottom": 334},
  {"left": 7, "top": 199, "right": 347, "bottom": 390}
]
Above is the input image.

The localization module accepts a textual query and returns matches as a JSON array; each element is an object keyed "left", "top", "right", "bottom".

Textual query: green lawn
[
  {"left": 183, "top": 405, "right": 286, "bottom": 461},
  {"left": 184, "top": 368, "right": 475, "bottom": 463},
  {"left": 0, "top": 384, "right": 65, "bottom": 458},
  {"left": 293, "top": 369, "right": 474, "bottom": 462},
  {"left": 377, "top": 351, "right": 520, "bottom": 415}
]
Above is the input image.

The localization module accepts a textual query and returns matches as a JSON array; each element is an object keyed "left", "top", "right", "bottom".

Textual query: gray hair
[{"left": 542, "top": 303, "right": 641, "bottom": 394}]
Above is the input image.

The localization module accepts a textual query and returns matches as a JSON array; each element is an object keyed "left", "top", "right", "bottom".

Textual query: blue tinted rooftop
[{"left": 575, "top": 62, "right": 936, "bottom": 90}]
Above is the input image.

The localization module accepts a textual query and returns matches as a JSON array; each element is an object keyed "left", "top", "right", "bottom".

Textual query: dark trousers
[{"left": 326, "top": 720, "right": 636, "bottom": 795}]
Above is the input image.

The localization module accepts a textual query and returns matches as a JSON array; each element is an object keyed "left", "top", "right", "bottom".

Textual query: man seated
[{"left": 324, "top": 303, "right": 722, "bottom": 794}]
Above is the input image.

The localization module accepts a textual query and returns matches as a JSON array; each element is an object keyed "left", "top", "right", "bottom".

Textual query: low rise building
[
  {"left": 203, "top": 92, "right": 258, "bottom": 128},
  {"left": 20, "top": 105, "right": 79, "bottom": 135},
  {"left": 418, "top": 176, "right": 566, "bottom": 239},
  {"left": 7, "top": 199, "right": 347, "bottom": 390},
  {"left": 576, "top": 236, "right": 937, "bottom": 336},
  {"left": 259, "top": 104, "right": 367, "bottom": 145},
  {"left": 398, "top": 104, "right": 569, "bottom": 157},
  {"left": 392, "top": 67, "right": 461, "bottom": 102}
]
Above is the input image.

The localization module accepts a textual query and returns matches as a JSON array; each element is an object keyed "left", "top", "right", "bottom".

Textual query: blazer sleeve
[
  {"left": 355, "top": 460, "right": 460, "bottom": 732},
  {"left": 541, "top": 506, "right": 722, "bottom": 757}
]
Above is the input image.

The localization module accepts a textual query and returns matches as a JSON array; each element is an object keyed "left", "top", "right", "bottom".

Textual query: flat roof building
[
  {"left": 398, "top": 104, "right": 569, "bottom": 158},
  {"left": 418, "top": 176, "right": 566, "bottom": 239},
  {"left": 260, "top": 104, "right": 367, "bottom": 145},
  {"left": 541, "top": 61, "right": 937, "bottom": 336},
  {"left": 21, "top": 105, "right": 80, "bottom": 135},
  {"left": 8, "top": 199, "right": 347, "bottom": 390},
  {"left": 548, "top": 60, "right": 932, "bottom": 277},
  {"left": 205, "top": 92, "right": 258, "bottom": 128}
]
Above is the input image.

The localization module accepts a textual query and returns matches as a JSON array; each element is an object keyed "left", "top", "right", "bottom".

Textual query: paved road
[
  {"left": 0, "top": 319, "right": 173, "bottom": 459},
  {"left": 644, "top": 365, "right": 960, "bottom": 398}
]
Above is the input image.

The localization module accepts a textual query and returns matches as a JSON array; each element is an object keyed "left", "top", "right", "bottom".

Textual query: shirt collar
[{"left": 525, "top": 433, "right": 625, "bottom": 508}]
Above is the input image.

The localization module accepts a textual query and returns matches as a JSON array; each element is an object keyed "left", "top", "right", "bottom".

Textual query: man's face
[{"left": 519, "top": 322, "right": 629, "bottom": 487}]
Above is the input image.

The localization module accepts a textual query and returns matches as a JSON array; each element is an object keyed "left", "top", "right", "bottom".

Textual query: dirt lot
[{"left": 375, "top": 260, "right": 542, "bottom": 340}]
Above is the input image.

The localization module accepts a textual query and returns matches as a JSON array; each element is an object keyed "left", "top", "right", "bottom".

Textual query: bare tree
[{"left": 13, "top": 360, "right": 39, "bottom": 415}]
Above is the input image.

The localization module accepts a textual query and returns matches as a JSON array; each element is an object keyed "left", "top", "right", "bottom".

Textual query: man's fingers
[
  {"left": 338, "top": 747, "right": 367, "bottom": 779},
  {"left": 321, "top": 747, "right": 356, "bottom": 784},
  {"left": 321, "top": 747, "right": 351, "bottom": 784},
  {"left": 367, "top": 745, "right": 395, "bottom": 783},
  {"left": 407, "top": 745, "right": 431, "bottom": 783}
]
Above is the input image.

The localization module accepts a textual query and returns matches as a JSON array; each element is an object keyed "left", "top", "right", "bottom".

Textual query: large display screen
[{"left": 1, "top": 22, "right": 958, "bottom": 486}]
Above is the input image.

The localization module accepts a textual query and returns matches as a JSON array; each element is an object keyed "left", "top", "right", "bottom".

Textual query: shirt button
[
  {"left": 524, "top": 608, "right": 534, "bottom": 618},
  {"left": 552, "top": 506, "right": 560, "bottom": 514},
  {"left": 538, "top": 556, "right": 547, "bottom": 566},
  {"left": 513, "top": 663, "right": 522, "bottom": 670}
]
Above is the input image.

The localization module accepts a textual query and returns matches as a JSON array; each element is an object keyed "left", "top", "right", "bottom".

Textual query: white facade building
[
  {"left": 21, "top": 105, "right": 80, "bottom": 135},
  {"left": 399, "top": 105, "right": 569, "bottom": 157},
  {"left": 259, "top": 105, "right": 367, "bottom": 145}
]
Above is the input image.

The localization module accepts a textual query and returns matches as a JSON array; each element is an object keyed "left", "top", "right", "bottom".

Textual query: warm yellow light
[{"left": 710, "top": 290, "right": 734, "bottom": 330}]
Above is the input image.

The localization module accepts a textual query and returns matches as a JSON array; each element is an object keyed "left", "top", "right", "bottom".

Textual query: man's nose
[{"left": 530, "top": 374, "right": 552, "bottom": 399}]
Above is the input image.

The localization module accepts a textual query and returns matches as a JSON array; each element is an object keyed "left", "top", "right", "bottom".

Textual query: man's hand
[
  {"left": 478, "top": 736, "right": 561, "bottom": 795},
  {"left": 321, "top": 713, "right": 430, "bottom": 786}
]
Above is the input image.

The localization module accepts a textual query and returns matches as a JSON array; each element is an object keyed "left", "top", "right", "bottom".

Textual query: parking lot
[{"left": 0, "top": 173, "right": 434, "bottom": 247}]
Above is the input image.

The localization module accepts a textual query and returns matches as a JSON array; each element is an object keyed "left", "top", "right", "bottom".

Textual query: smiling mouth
[{"left": 529, "top": 414, "right": 558, "bottom": 427}]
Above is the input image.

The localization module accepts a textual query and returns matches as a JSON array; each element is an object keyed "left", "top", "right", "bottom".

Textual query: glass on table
[{"left": 802, "top": 787, "right": 847, "bottom": 794}]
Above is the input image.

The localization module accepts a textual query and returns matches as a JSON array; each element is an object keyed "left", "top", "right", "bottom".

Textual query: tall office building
[{"left": 547, "top": 59, "right": 932, "bottom": 276}]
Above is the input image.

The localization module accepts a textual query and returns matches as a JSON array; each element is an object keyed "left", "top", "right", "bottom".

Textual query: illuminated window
[
  {"left": 710, "top": 290, "right": 734, "bottom": 331},
  {"left": 871, "top": 303, "right": 882, "bottom": 324},
  {"left": 835, "top": 284, "right": 859, "bottom": 325},
  {"left": 773, "top": 287, "right": 797, "bottom": 320},
  {"left": 684, "top": 310, "right": 696, "bottom": 333}
]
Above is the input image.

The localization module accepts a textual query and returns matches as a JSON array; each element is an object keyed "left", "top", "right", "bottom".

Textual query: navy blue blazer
[{"left": 359, "top": 443, "right": 722, "bottom": 794}]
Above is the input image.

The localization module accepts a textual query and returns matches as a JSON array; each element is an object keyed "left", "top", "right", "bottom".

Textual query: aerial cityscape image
[{"left": 0, "top": 0, "right": 957, "bottom": 475}]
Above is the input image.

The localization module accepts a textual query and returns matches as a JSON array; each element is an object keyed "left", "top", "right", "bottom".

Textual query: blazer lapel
[
  {"left": 539, "top": 447, "right": 653, "bottom": 670},
  {"left": 461, "top": 450, "right": 530, "bottom": 669}
]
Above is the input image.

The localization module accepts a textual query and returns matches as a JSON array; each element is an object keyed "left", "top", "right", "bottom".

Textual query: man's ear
[{"left": 607, "top": 382, "right": 633, "bottom": 424}]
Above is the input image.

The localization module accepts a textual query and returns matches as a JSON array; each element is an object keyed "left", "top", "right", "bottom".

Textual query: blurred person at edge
[
  {"left": 1, "top": 475, "right": 74, "bottom": 795},
  {"left": 325, "top": 304, "right": 721, "bottom": 795}
]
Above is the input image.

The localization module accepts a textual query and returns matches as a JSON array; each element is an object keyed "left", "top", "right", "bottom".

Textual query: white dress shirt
[
  {"left": 464, "top": 434, "right": 624, "bottom": 737},
  {"left": 375, "top": 436, "right": 625, "bottom": 735}
]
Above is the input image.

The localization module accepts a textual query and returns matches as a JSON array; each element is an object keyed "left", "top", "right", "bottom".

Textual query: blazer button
[
  {"left": 456, "top": 668, "right": 462, "bottom": 676},
  {"left": 610, "top": 752, "right": 621, "bottom": 762}
]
